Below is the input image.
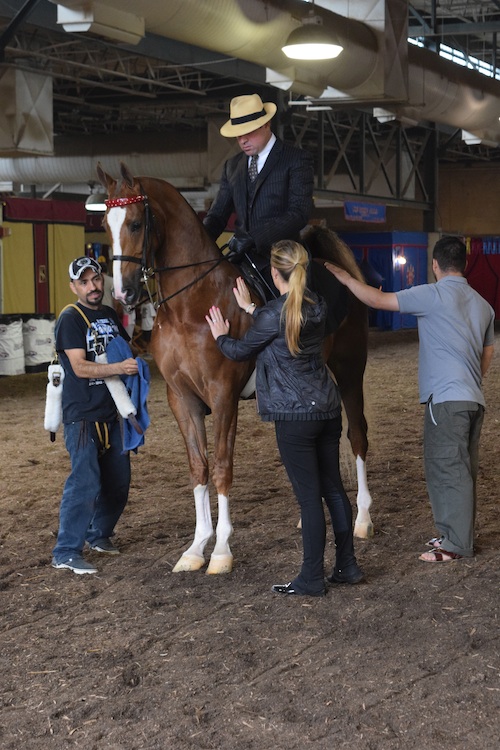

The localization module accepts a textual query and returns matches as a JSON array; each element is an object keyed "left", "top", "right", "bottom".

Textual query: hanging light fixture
[
  {"left": 85, "top": 192, "right": 108, "bottom": 212},
  {"left": 282, "top": 1, "right": 343, "bottom": 61}
]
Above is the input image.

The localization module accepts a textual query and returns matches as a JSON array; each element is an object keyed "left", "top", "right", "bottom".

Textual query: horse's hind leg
[
  {"left": 341, "top": 393, "right": 373, "bottom": 539},
  {"left": 353, "top": 455, "right": 373, "bottom": 539},
  {"left": 330, "top": 311, "right": 374, "bottom": 539}
]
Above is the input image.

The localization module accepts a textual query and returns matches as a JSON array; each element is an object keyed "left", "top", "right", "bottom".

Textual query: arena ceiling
[{"left": 1, "top": 0, "right": 500, "bottom": 198}]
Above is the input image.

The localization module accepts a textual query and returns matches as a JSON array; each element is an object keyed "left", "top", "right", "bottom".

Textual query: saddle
[{"left": 228, "top": 249, "right": 349, "bottom": 335}]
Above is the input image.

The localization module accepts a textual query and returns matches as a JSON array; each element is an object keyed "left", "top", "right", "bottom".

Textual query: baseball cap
[{"left": 69, "top": 256, "right": 102, "bottom": 280}]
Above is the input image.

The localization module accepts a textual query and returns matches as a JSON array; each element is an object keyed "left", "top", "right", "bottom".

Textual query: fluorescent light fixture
[
  {"left": 85, "top": 192, "right": 108, "bottom": 212},
  {"left": 282, "top": 9, "right": 343, "bottom": 61},
  {"left": 55, "top": 4, "right": 145, "bottom": 46},
  {"left": 266, "top": 69, "right": 294, "bottom": 91},
  {"left": 462, "top": 130, "right": 482, "bottom": 145},
  {"left": 374, "top": 108, "right": 397, "bottom": 124},
  {"left": 462, "top": 130, "right": 498, "bottom": 147}
]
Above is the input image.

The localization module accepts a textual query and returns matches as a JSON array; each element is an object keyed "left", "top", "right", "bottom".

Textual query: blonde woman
[{"left": 207, "top": 240, "right": 363, "bottom": 596}]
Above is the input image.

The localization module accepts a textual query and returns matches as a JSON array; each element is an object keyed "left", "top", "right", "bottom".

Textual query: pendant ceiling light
[
  {"left": 85, "top": 192, "right": 108, "bottom": 212},
  {"left": 282, "top": 2, "right": 343, "bottom": 61}
]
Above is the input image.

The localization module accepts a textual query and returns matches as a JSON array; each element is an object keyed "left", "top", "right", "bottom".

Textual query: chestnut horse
[{"left": 98, "top": 162, "right": 373, "bottom": 574}]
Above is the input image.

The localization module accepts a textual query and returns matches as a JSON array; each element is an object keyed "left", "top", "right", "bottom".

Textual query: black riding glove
[{"left": 227, "top": 232, "right": 255, "bottom": 260}]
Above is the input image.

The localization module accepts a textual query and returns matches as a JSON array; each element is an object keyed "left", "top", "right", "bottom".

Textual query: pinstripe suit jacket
[{"left": 203, "top": 138, "right": 314, "bottom": 256}]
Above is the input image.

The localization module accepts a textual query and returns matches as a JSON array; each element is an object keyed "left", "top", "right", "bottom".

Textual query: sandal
[
  {"left": 419, "top": 547, "right": 463, "bottom": 563},
  {"left": 426, "top": 536, "right": 443, "bottom": 548}
]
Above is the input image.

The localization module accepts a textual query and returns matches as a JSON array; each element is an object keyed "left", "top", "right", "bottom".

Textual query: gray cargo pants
[{"left": 424, "top": 399, "right": 484, "bottom": 557}]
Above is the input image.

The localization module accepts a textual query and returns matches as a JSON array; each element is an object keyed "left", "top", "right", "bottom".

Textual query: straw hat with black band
[{"left": 220, "top": 94, "right": 277, "bottom": 137}]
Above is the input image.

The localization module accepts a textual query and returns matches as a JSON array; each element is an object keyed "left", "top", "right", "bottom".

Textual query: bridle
[{"left": 106, "top": 192, "right": 224, "bottom": 308}]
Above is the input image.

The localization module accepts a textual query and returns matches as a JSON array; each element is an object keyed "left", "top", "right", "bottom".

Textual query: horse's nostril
[{"left": 124, "top": 288, "right": 138, "bottom": 305}]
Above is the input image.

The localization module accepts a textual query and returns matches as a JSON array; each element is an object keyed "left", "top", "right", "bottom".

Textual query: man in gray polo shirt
[{"left": 325, "top": 235, "right": 495, "bottom": 563}]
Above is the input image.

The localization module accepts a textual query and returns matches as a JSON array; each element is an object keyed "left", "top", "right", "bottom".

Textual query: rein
[{"left": 106, "top": 192, "right": 224, "bottom": 308}]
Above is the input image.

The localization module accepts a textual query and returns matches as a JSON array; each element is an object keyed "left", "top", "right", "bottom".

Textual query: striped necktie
[{"left": 248, "top": 155, "right": 258, "bottom": 182}]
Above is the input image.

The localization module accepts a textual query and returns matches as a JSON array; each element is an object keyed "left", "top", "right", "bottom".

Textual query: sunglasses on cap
[{"left": 69, "top": 257, "right": 102, "bottom": 280}]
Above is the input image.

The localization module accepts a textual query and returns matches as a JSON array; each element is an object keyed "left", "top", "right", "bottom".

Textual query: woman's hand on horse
[
  {"left": 206, "top": 306, "right": 230, "bottom": 339},
  {"left": 233, "top": 277, "right": 251, "bottom": 310}
]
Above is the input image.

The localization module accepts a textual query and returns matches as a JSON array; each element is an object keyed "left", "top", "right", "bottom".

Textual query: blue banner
[{"left": 344, "top": 201, "right": 386, "bottom": 223}]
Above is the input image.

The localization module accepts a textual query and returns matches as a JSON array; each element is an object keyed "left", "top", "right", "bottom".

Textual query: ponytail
[{"left": 270, "top": 240, "right": 312, "bottom": 356}]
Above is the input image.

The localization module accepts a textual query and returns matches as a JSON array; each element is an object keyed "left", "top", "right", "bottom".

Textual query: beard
[{"left": 85, "top": 289, "right": 104, "bottom": 308}]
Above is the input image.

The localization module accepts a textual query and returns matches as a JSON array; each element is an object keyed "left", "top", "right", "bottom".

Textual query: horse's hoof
[
  {"left": 206, "top": 554, "right": 233, "bottom": 575},
  {"left": 354, "top": 521, "right": 374, "bottom": 539},
  {"left": 172, "top": 554, "right": 205, "bottom": 572}
]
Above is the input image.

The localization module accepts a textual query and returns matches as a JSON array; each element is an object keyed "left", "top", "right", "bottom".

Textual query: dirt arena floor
[{"left": 1, "top": 328, "right": 499, "bottom": 750}]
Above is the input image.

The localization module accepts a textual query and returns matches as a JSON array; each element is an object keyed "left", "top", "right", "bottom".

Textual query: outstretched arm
[{"left": 325, "top": 262, "right": 400, "bottom": 312}]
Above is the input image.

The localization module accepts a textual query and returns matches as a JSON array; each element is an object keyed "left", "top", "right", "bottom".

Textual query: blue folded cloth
[{"left": 105, "top": 336, "right": 151, "bottom": 452}]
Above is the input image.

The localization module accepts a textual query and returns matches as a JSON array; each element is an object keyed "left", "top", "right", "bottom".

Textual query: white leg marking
[
  {"left": 172, "top": 484, "right": 213, "bottom": 572},
  {"left": 354, "top": 455, "right": 374, "bottom": 539},
  {"left": 106, "top": 207, "right": 127, "bottom": 302},
  {"left": 207, "top": 493, "right": 233, "bottom": 574}
]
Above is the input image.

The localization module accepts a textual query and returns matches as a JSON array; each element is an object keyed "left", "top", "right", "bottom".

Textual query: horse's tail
[{"left": 303, "top": 226, "right": 364, "bottom": 282}]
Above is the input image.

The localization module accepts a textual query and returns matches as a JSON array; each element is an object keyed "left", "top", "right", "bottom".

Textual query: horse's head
[{"left": 98, "top": 161, "right": 152, "bottom": 306}]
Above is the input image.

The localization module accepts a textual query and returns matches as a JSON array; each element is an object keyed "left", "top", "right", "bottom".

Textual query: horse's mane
[{"left": 303, "top": 226, "right": 365, "bottom": 282}]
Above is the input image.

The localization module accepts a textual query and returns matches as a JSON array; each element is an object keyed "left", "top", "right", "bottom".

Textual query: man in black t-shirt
[{"left": 52, "top": 256, "right": 138, "bottom": 575}]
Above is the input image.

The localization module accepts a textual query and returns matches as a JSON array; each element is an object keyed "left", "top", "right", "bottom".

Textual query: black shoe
[
  {"left": 327, "top": 566, "right": 365, "bottom": 585},
  {"left": 271, "top": 582, "right": 325, "bottom": 597}
]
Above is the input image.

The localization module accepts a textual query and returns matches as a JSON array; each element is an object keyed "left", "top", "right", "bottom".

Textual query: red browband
[{"left": 104, "top": 195, "right": 146, "bottom": 208}]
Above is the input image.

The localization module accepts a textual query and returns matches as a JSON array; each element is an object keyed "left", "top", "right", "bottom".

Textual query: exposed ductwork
[
  {"left": 52, "top": 0, "right": 498, "bottom": 143},
  {"left": 395, "top": 44, "right": 500, "bottom": 146},
  {"left": 0, "top": 152, "right": 209, "bottom": 188},
  {"left": 2, "top": 0, "right": 500, "bottom": 189}
]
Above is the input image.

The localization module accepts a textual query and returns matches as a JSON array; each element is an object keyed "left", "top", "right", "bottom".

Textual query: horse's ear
[
  {"left": 96, "top": 162, "right": 116, "bottom": 193},
  {"left": 120, "top": 162, "right": 135, "bottom": 189}
]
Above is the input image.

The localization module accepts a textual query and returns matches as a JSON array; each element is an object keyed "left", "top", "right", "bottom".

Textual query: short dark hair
[{"left": 432, "top": 236, "right": 466, "bottom": 274}]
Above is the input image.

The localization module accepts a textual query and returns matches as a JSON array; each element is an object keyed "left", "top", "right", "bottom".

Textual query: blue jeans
[
  {"left": 53, "top": 419, "right": 131, "bottom": 563},
  {"left": 275, "top": 417, "right": 356, "bottom": 595}
]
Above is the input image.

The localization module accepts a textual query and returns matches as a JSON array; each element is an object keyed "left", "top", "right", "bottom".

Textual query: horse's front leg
[
  {"left": 167, "top": 391, "right": 214, "bottom": 572},
  {"left": 205, "top": 396, "right": 239, "bottom": 574},
  {"left": 173, "top": 483, "right": 213, "bottom": 572},
  {"left": 206, "top": 492, "right": 233, "bottom": 574}
]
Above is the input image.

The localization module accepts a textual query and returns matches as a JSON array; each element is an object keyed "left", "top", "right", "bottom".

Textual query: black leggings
[{"left": 275, "top": 416, "right": 356, "bottom": 594}]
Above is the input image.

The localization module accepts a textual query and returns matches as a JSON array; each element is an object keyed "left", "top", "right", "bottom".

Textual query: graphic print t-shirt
[{"left": 55, "top": 304, "right": 127, "bottom": 423}]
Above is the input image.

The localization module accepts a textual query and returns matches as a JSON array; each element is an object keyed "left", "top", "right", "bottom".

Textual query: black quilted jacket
[{"left": 217, "top": 293, "right": 341, "bottom": 422}]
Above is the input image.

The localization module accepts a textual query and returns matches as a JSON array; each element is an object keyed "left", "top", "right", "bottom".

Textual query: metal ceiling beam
[
  {"left": 4, "top": 44, "right": 208, "bottom": 97},
  {"left": 409, "top": 20, "right": 500, "bottom": 36},
  {"left": 0, "top": 0, "right": 42, "bottom": 59},
  {"left": 0, "top": 0, "right": 266, "bottom": 86}
]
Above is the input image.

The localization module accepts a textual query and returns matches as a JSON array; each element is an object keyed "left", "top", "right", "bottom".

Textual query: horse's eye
[{"left": 130, "top": 221, "right": 142, "bottom": 233}]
